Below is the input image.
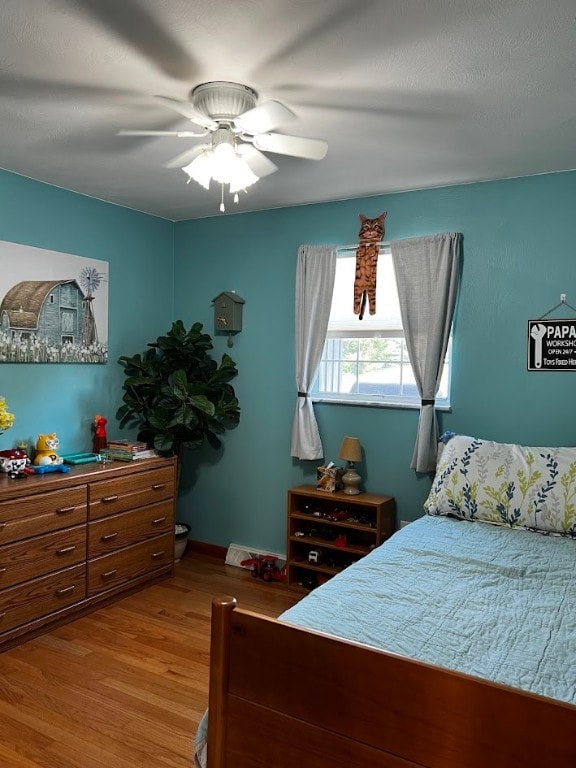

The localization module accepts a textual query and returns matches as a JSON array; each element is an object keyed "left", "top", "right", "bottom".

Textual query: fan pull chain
[{"left": 220, "top": 184, "right": 225, "bottom": 212}]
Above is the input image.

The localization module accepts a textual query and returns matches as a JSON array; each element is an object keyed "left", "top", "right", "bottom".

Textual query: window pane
[
  {"left": 315, "top": 254, "right": 452, "bottom": 407},
  {"left": 342, "top": 339, "right": 359, "bottom": 360}
]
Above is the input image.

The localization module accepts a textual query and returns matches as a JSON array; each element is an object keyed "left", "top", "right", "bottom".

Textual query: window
[{"left": 313, "top": 249, "right": 451, "bottom": 408}]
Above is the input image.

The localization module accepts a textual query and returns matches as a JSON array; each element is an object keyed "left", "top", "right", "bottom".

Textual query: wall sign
[{"left": 528, "top": 319, "right": 576, "bottom": 371}]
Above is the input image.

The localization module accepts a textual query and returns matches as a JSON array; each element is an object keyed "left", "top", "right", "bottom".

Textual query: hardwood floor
[{"left": 0, "top": 553, "right": 300, "bottom": 768}]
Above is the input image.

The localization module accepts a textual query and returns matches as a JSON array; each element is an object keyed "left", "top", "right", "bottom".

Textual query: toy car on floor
[{"left": 240, "top": 554, "right": 285, "bottom": 582}]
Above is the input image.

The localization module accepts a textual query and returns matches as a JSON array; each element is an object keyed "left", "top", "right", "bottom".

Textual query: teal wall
[
  {"left": 174, "top": 171, "right": 576, "bottom": 554},
  {"left": 1, "top": 167, "right": 575, "bottom": 557},
  {"left": 0, "top": 169, "right": 174, "bottom": 454}
]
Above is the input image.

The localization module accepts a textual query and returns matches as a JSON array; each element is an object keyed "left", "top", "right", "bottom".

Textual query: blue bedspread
[{"left": 280, "top": 515, "right": 576, "bottom": 704}]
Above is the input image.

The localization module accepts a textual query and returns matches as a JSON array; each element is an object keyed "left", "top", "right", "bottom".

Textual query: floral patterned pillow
[{"left": 424, "top": 435, "right": 576, "bottom": 537}]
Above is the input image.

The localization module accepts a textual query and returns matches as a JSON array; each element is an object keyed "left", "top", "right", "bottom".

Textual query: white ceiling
[{"left": 1, "top": 0, "right": 575, "bottom": 221}]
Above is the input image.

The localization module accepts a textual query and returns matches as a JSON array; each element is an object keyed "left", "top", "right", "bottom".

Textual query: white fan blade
[
  {"left": 235, "top": 100, "right": 295, "bottom": 134},
  {"left": 155, "top": 96, "right": 218, "bottom": 130},
  {"left": 163, "top": 144, "right": 209, "bottom": 169},
  {"left": 117, "top": 129, "right": 208, "bottom": 138},
  {"left": 253, "top": 133, "right": 328, "bottom": 160},
  {"left": 237, "top": 144, "right": 278, "bottom": 178}
]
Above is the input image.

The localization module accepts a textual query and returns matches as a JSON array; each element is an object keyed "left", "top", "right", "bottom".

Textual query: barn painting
[{"left": 0, "top": 241, "right": 108, "bottom": 363}]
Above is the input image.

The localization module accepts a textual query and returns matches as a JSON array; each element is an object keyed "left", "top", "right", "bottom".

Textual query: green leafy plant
[{"left": 116, "top": 321, "right": 240, "bottom": 475}]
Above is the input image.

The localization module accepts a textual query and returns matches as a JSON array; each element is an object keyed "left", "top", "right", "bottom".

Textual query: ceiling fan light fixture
[
  {"left": 181, "top": 139, "right": 260, "bottom": 209},
  {"left": 122, "top": 80, "right": 328, "bottom": 213},
  {"left": 182, "top": 150, "right": 214, "bottom": 190},
  {"left": 227, "top": 156, "right": 259, "bottom": 194},
  {"left": 124, "top": 81, "right": 328, "bottom": 213}
]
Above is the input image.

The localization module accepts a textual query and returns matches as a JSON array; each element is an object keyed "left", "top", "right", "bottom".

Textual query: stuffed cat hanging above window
[{"left": 353, "top": 212, "right": 387, "bottom": 319}]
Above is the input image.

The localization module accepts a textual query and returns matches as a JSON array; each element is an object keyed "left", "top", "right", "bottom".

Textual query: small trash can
[{"left": 175, "top": 522, "right": 191, "bottom": 562}]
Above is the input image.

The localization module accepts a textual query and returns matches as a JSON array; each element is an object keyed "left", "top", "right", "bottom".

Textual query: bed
[{"left": 198, "top": 435, "right": 576, "bottom": 767}]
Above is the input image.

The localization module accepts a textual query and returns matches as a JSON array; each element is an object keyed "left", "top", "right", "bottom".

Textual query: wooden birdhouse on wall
[{"left": 212, "top": 292, "right": 245, "bottom": 344}]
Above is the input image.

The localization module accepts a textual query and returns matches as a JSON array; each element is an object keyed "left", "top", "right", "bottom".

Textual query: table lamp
[{"left": 338, "top": 436, "right": 362, "bottom": 495}]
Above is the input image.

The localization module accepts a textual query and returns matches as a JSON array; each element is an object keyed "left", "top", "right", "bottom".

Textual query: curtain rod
[{"left": 336, "top": 240, "right": 391, "bottom": 253}]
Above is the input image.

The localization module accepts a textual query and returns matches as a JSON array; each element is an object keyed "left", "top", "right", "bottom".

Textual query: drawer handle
[
  {"left": 56, "top": 585, "right": 76, "bottom": 597},
  {"left": 56, "top": 546, "right": 76, "bottom": 556},
  {"left": 100, "top": 532, "right": 118, "bottom": 542},
  {"left": 0, "top": 522, "right": 7, "bottom": 529},
  {"left": 0, "top": 567, "right": 6, "bottom": 575},
  {"left": 101, "top": 495, "right": 119, "bottom": 504},
  {"left": 56, "top": 505, "right": 77, "bottom": 515},
  {"left": 151, "top": 517, "right": 167, "bottom": 526},
  {"left": 152, "top": 483, "right": 166, "bottom": 491},
  {"left": 151, "top": 550, "right": 166, "bottom": 560},
  {"left": 101, "top": 569, "right": 118, "bottom": 580},
  {"left": 0, "top": 611, "right": 5, "bottom": 621}
]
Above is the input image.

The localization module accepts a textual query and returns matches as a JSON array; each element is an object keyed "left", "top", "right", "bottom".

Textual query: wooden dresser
[{"left": 0, "top": 456, "right": 176, "bottom": 650}]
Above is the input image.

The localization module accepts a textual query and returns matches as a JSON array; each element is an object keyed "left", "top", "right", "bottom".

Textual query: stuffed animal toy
[
  {"left": 353, "top": 212, "right": 387, "bottom": 319},
  {"left": 33, "top": 433, "right": 64, "bottom": 466}
]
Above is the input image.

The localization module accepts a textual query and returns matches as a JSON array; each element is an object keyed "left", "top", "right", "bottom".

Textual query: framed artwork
[{"left": 0, "top": 240, "right": 108, "bottom": 364}]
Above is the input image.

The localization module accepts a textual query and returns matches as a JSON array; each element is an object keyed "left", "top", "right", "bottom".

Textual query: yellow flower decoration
[{"left": 0, "top": 397, "right": 15, "bottom": 434}]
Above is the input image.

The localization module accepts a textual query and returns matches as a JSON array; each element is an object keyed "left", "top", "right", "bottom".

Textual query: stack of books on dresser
[{"left": 103, "top": 440, "right": 158, "bottom": 462}]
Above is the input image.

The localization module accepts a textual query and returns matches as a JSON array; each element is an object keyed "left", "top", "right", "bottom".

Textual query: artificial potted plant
[{"left": 116, "top": 321, "right": 240, "bottom": 556}]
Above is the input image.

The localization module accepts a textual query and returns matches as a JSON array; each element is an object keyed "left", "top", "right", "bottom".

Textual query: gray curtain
[
  {"left": 291, "top": 245, "right": 336, "bottom": 460},
  {"left": 391, "top": 233, "right": 461, "bottom": 472}
]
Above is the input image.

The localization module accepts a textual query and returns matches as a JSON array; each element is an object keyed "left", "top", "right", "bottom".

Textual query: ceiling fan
[{"left": 118, "top": 81, "right": 328, "bottom": 211}]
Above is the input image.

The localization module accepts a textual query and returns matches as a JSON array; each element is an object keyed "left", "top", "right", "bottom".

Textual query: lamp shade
[{"left": 338, "top": 436, "right": 362, "bottom": 463}]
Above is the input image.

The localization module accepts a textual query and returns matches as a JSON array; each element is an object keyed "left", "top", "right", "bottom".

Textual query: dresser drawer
[
  {"left": 0, "top": 564, "right": 86, "bottom": 634},
  {"left": 88, "top": 532, "right": 173, "bottom": 595},
  {"left": 89, "top": 466, "right": 175, "bottom": 520},
  {"left": 0, "top": 485, "right": 87, "bottom": 545},
  {"left": 0, "top": 458, "right": 175, "bottom": 649},
  {"left": 0, "top": 526, "right": 86, "bottom": 589},
  {"left": 88, "top": 499, "right": 174, "bottom": 557}
]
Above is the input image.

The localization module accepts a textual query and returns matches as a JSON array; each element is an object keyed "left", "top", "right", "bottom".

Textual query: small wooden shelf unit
[
  {"left": 0, "top": 456, "right": 176, "bottom": 650},
  {"left": 286, "top": 485, "right": 395, "bottom": 591}
]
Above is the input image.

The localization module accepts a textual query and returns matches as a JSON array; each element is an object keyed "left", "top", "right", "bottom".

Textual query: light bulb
[{"left": 211, "top": 143, "right": 236, "bottom": 183}]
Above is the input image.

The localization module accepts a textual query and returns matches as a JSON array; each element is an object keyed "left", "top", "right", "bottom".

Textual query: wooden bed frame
[{"left": 207, "top": 596, "right": 576, "bottom": 768}]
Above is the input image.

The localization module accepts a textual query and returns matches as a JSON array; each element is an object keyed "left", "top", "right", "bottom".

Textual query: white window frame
[{"left": 312, "top": 248, "right": 452, "bottom": 409}]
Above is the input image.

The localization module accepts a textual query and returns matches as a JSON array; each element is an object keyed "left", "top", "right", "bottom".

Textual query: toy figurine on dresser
[
  {"left": 0, "top": 449, "right": 29, "bottom": 478},
  {"left": 92, "top": 414, "right": 108, "bottom": 453},
  {"left": 33, "top": 433, "right": 64, "bottom": 465}
]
